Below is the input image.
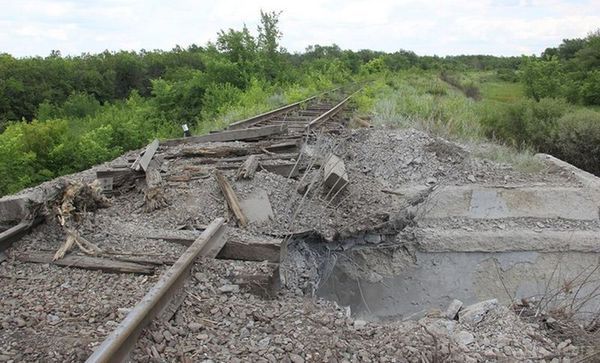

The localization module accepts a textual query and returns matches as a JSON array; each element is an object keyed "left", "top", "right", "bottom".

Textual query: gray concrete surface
[
  {"left": 318, "top": 249, "right": 600, "bottom": 321},
  {"left": 414, "top": 185, "right": 599, "bottom": 220},
  {"left": 239, "top": 189, "right": 274, "bottom": 224},
  {"left": 417, "top": 229, "right": 600, "bottom": 253}
]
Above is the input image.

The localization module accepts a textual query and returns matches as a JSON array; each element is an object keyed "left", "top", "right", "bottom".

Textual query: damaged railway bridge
[{"left": 1, "top": 86, "right": 600, "bottom": 361}]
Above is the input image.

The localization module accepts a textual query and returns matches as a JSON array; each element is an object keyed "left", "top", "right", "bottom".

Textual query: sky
[{"left": 0, "top": 0, "right": 599, "bottom": 57}]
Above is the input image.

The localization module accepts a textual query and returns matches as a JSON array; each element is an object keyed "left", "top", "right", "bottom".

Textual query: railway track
[
  {"left": 86, "top": 219, "right": 227, "bottom": 363},
  {"left": 0, "top": 86, "right": 361, "bottom": 362},
  {"left": 84, "top": 89, "right": 359, "bottom": 362},
  {"left": 225, "top": 87, "right": 359, "bottom": 136}
]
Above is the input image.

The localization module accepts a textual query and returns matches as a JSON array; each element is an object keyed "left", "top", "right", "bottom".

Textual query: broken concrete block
[
  {"left": 453, "top": 330, "right": 475, "bottom": 346},
  {"left": 445, "top": 299, "right": 463, "bottom": 320},
  {"left": 424, "top": 318, "right": 456, "bottom": 336},
  {"left": 364, "top": 233, "right": 382, "bottom": 244},
  {"left": 323, "top": 154, "right": 348, "bottom": 195},
  {"left": 239, "top": 189, "right": 274, "bottom": 224},
  {"left": 459, "top": 299, "right": 498, "bottom": 325}
]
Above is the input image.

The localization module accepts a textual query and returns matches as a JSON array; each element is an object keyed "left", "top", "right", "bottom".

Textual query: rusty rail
[
  {"left": 306, "top": 88, "right": 362, "bottom": 130},
  {"left": 86, "top": 218, "right": 227, "bottom": 363},
  {"left": 226, "top": 87, "right": 341, "bottom": 130}
]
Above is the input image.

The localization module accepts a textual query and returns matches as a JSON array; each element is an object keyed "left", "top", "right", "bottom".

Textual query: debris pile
[
  {"left": 0, "top": 96, "right": 598, "bottom": 362},
  {"left": 131, "top": 258, "right": 582, "bottom": 362}
]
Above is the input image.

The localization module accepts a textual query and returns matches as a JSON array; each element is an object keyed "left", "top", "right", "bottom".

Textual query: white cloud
[{"left": 0, "top": 0, "right": 598, "bottom": 57}]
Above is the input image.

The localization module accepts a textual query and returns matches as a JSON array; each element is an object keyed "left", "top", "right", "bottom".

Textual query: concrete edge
[
  {"left": 417, "top": 228, "right": 600, "bottom": 253},
  {"left": 536, "top": 153, "right": 600, "bottom": 190}
]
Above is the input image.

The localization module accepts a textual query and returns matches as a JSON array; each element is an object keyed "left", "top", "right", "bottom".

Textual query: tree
[
  {"left": 521, "top": 57, "right": 564, "bottom": 101},
  {"left": 257, "top": 10, "right": 283, "bottom": 81}
]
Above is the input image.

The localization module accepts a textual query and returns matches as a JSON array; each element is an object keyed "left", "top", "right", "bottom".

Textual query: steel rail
[
  {"left": 86, "top": 218, "right": 227, "bottom": 363},
  {"left": 226, "top": 87, "right": 341, "bottom": 130},
  {"left": 305, "top": 88, "right": 363, "bottom": 130}
]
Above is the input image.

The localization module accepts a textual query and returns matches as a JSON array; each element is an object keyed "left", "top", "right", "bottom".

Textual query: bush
[
  {"left": 552, "top": 109, "right": 600, "bottom": 175},
  {"left": 480, "top": 97, "right": 569, "bottom": 148},
  {"left": 496, "top": 68, "right": 518, "bottom": 82},
  {"left": 581, "top": 70, "right": 600, "bottom": 106}
]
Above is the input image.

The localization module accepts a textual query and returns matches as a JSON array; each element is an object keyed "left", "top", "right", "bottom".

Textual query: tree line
[{"left": 0, "top": 11, "right": 597, "bottom": 196}]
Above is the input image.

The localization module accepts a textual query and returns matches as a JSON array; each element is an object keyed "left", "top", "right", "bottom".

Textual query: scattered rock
[
  {"left": 188, "top": 322, "right": 202, "bottom": 332},
  {"left": 218, "top": 284, "right": 239, "bottom": 293},
  {"left": 454, "top": 330, "right": 475, "bottom": 346},
  {"left": 364, "top": 233, "right": 382, "bottom": 244},
  {"left": 426, "top": 177, "right": 438, "bottom": 185},
  {"left": 445, "top": 299, "right": 463, "bottom": 320},
  {"left": 459, "top": 299, "right": 498, "bottom": 325},
  {"left": 353, "top": 320, "right": 367, "bottom": 329},
  {"left": 289, "top": 353, "right": 304, "bottom": 363}
]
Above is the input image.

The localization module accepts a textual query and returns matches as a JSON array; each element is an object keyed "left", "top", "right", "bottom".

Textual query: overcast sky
[{"left": 1, "top": 0, "right": 599, "bottom": 57}]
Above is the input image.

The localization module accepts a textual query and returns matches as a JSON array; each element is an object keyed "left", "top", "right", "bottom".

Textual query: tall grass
[{"left": 366, "top": 71, "right": 483, "bottom": 141}]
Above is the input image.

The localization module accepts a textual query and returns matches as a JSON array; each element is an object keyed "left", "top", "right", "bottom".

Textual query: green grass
[
  {"left": 480, "top": 81, "right": 524, "bottom": 103},
  {"left": 361, "top": 71, "right": 483, "bottom": 141},
  {"left": 474, "top": 143, "right": 545, "bottom": 174}
]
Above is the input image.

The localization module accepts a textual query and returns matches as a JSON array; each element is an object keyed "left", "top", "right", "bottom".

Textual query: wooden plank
[
  {"left": 195, "top": 125, "right": 286, "bottom": 143},
  {"left": 218, "top": 238, "right": 281, "bottom": 263},
  {"left": 132, "top": 139, "right": 159, "bottom": 172},
  {"left": 191, "top": 153, "right": 299, "bottom": 165},
  {"left": 145, "top": 231, "right": 281, "bottom": 263},
  {"left": 214, "top": 170, "right": 248, "bottom": 227},
  {"left": 163, "top": 125, "right": 287, "bottom": 147},
  {"left": 176, "top": 140, "right": 299, "bottom": 160},
  {"left": 260, "top": 162, "right": 302, "bottom": 178},
  {"left": 16, "top": 252, "right": 155, "bottom": 274},
  {"left": 236, "top": 155, "right": 259, "bottom": 180},
  {"left": 0, "top": 219, "right": 40, "bottom": 253},
  {"left": 143, "top": 160, "right": 168, "bottom": 212}
]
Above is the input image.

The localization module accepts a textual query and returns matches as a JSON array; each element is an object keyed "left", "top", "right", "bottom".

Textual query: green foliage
[
  {"left": 551, "top": 109, "right": 600, "bottom": 175},
  {"left": 2, "top": 17, "right": 599, "bottom": 196},
  {"left": 521, "top": 57, "right": 564, "bottom": 101},
  {"left": 523, "top": 30, "right": 600, "bottom": 105},
  {"left": 360, "top": 57, "right": 387, "bottom": 75},
  {"left": 480, "top": 97, "right": 569, "bottom": 148},
  {"left": 580, "top": 70, "right": 600, "bottom": 105},
  {"left": 439, "top": 71, "right": 481, "bottom": 100},
  {"left": 496, "top": 68, "right": 518, "bottom": 82}
]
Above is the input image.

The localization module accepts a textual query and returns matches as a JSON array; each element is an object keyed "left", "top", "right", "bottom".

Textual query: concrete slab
[
  {"left": 415, "top": 186, "right": 600, "bottom": 220},
  {"left": 239, "top": 189, "right": 274, "bottom": 224},
  {"left": 537, "top": 153, "right": 600, "bottom": 190},
  {"left": 323, "top": 154, "right": 348, "bottom": 195},
  {"left": 319, "top": 249, "right": 600, "bottom": 321},
  {"left": 417, "top": 228, "right": 600, "bottom": 253}
]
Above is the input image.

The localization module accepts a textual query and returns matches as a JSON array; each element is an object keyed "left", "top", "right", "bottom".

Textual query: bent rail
[{"left": 306, "top": 88, "right": 362, "bottom": 130}]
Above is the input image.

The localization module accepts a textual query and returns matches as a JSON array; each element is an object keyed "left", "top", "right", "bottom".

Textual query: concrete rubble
[{"left": 0, "top": 114, "right": 599, "bottom": 361}]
